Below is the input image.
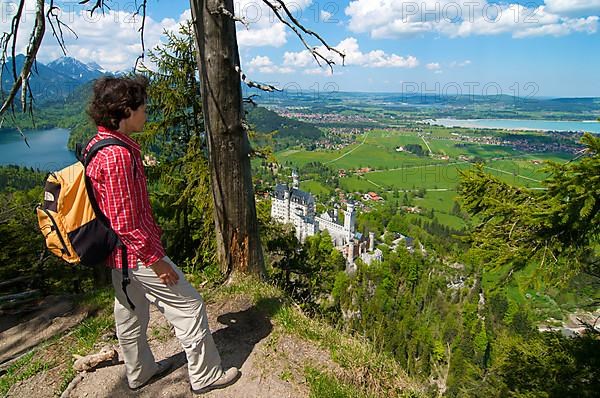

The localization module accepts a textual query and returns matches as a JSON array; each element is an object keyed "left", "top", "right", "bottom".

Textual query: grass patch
[
  {"left": 305, "top": 366, "right": 371, "bottom": 398},
  {"left": 56, "top": 288, "right": 116, "bottom": 391},
  {"left": 150, "top": 324, "right": 174, "bottom": 343},
  {"left": 301, "top": 180, "right": 332, "bottom": 196},
  {"left": 0, "top": 288, "right": 116, "bottom": 396},
  {"left": 0, "top": 352, "right": 53, "bottom": 396},
  {"left": 207, "top": 276, "right": 425, "bottom": 397}
]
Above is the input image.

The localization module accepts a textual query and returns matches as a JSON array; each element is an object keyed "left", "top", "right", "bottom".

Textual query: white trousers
[{"left": 111, "top": 256, "right": 223, "bottom": 390}]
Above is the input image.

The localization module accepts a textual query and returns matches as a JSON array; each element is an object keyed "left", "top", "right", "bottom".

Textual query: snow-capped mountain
[
  {"left": 1, "top": 55, "right": 110, "bottom": 104},
  {"left": 46, "top": 56, "right": 105, "bottom": 83},
  {"left": 84, "top": 61, "right": 107, "bottom": 74}
]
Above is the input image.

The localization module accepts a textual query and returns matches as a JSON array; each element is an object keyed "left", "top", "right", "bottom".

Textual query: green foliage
[
  {"left": 246, "top": 106, "right": 323, "bottom": 151},
  {"left": 305, "top": 367, "right": 371, "bottom": 398},
  {"left": 458, "top": 133, "right": 600, "bottom": 281},
  {"left": 139, "top": 22, "right": 216, "bottom": 271},
  {"left": 261, "top": 221, "right": 346, "bottom": 315},
  {"left": 0, "top": 165, "right": 45, "bottom": 191},
  {"left": 0, "top": 174, "right": 93, "bottom": 294},
  {"left": 0, "top": 352, "right": 53, "bottom": 396},
  {"left": 481, "top": 332, "right": 600, "bottom": 397},
  {"left": 404, "top": 143, "right": 427, "bottom": 157},
  {"left": 334, "top": 248, "right": 453, "bottom": 379}
]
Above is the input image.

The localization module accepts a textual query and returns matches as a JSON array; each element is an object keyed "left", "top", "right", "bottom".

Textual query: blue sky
[{"left": 3, "top": 0, "right": 599, "bottom": 97}]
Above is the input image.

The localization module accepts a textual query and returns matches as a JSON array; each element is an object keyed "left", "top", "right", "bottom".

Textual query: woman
[{"left": 84, "top": 75, "right": 239, "bottom": 394}]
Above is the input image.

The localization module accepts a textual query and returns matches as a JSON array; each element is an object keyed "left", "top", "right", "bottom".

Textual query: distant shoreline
[{"left": 423, "top": 118, "right": 600, "bottom": 134}]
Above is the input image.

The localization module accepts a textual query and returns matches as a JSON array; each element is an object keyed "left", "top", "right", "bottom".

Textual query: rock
[{"left": 73, "top": 345, "right": 119, "bottom": 372}]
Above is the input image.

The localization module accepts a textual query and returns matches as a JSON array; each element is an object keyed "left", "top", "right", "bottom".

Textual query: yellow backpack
[{"left": 36, "top": 138, "right": 136, "bottom": 308}]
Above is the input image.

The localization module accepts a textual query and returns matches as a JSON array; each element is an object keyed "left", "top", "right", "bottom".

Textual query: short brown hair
[{"left": 87, "top": 76, "right": 148, "bottom": 130}]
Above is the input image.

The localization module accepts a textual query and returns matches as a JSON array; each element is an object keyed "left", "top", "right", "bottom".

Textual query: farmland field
[{"left": 274, "top": 126, "right": 576, "bottom": 229}]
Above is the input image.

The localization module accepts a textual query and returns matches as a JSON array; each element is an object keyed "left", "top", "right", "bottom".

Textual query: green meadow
[{"left": 275, "top": 127, "right": 575, "bottom": 230}]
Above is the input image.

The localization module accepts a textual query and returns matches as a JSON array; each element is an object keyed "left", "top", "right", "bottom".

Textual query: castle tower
[
  {"left": 369, "top": 232, "right": 375, "bottom": 251},
  {"left": 346, "top": 241, "right": 354, "bottom": 264},
  {"left": 284, "top": 189, "right": 291, "bottom": 222},
  {"left": 343, "top": 202, "right": 356, "bottom": 240},
  {"left": 292, "top": 169, "right": 299, "bottom": 189}
]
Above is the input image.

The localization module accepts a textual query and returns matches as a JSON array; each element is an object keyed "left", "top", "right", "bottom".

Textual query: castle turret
[
  {"left": 343, "top": 202, "right": 356, "bottom": 239},
  {"left": 346, "top": 241, "right": 354, "bottom": 263},
  {"left": 369, "top": 232, "right": 375, "bottom": 251},
  {"left": 292, "top": 169, "right": 299, "bottom": 189}
]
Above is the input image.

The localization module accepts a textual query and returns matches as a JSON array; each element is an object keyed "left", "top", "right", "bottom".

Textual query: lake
[
  {"left": 0, "top": 128, "right": 76, "bottom": 170},
  {"left": 426, "top": 118, "right": 600, "bottom": 134}
]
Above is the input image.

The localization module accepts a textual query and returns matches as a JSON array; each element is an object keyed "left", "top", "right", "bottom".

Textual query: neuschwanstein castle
[{"left": 271, "top": 171, "right": 383, "bottom": 266}]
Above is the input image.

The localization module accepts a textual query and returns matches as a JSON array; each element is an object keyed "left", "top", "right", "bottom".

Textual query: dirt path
[
  {"left": 7, "top": 295, "right": 339, "bottom": 398},
  {"left": 1, "top": 297, "right": 87, "bottom": 366}
]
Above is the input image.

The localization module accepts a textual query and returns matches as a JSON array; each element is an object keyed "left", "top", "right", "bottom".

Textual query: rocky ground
[{"left": 6, "top": 294, "right": 341, "bottom": 397}]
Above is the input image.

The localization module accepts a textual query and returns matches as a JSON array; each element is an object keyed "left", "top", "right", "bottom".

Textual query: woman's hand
[{"left": 149, "top": 258, "right": 180, "bottom": 286}]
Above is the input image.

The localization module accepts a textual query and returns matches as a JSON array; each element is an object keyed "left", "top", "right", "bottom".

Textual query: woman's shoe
[
  {"left": 128, "top": 361, "right": 173, "bottom": 391},
  {"left": 191, "top": 367, "right": 241, "bottom": 394}
]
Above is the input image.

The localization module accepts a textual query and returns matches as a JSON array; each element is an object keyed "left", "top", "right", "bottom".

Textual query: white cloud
[
  {"left": 0, "top": 0, "right": 317, "bottom": 74},
  {"left": 450, "top": 60, "right": 471, "bottom": 67},
  {"left": 249, "top": 56, "right": 273, "bottom": 68},
  {"left": 321, "top": 10, "right": 333, "bottom": 22},
  {"left": 248, "top": 55, "right": 294, "bottom": 74},
  {"left": 233, "top": 0, "right": 313, "bottom": 48},
  {"left": 545, "top": 0, "right": 600, "bottom": 16},
  {"left": 1, "top": 0, "right": 188, "bottom": 71},
  {"left": 303, "top": 67, "right": 334, "bottom": 76},
  {"left": 284, "top": 37, "right": 419, "bottom": 69},
  {"left": 514, "top": 15, "right": 598, "bottom": 38},
  {"left": 344, "top": 0, "right": 599, "bottom": 39},
  {"left": 283, "top": 50, "right": 314, "bottom": 68},
  {"left": 426, "top": 62, "right": 441, "bottom": 70},
  {"left": 237, "top": 23, "right": 288, "bottom": 47}
]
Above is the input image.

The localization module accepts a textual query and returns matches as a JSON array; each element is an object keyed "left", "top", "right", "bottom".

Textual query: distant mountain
[
  {"left": 1, "top": 55, "right": 108, "bottom": 105},
  {"left": 84, "top": 61, "right": 107, "bottom": 74},
  {"left": 46, "top": 56, "right": 104, "bottom": 82},
  {"left": 241, "top": 88, "right": 600, "bottom": 121}
]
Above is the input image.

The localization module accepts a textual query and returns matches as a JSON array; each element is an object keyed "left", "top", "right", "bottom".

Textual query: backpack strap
[
  {"left": 82, "top": 138, "right": 137, "bottom": 225},
  {"left": 83, "top": 138, "right": 138, "bottom": 174},
  {"left": 82, "top": 137, "right": 138, "bottom": 311},
  {"left": 120, "top": 244, "right": 136, "bottom": 310}
]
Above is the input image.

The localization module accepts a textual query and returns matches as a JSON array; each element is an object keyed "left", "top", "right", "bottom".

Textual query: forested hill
[
  {"left": 1, "top": 84, "right": 324, "bottom": 154},
  {"left": 0, "top": 81, "right": 91, "bottom": 136},
  {"left": 245, "top": 105, "right": 323, "bottom": 150}
]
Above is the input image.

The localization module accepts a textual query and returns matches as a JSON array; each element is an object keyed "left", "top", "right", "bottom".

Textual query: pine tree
[
  {"left": 139, "top": 22, "right": 215, "bottom": 271},
  {"left": 458, "top": 133, "right": 599, "bottom": 281}
]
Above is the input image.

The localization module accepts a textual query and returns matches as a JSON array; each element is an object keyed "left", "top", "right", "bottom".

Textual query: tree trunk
[{"left": 190, "top": 0, "right": 265, "bottom": 277}]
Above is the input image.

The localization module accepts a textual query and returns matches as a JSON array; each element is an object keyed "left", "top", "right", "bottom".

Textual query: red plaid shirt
[{"left": 85, "top": 127, "right": 165, "bottom": 269}]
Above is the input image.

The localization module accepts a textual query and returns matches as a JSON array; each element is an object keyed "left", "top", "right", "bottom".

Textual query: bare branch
[
  {"left": 133, "top": 0, "right": 148, "bottom": 71},
  {"left": 576, "top": 316, "right": 600, "bottom": 335},
  {"left": 0, "top": 0, "right": 26, "bottom": 108},
  {"left": 261, "top": 0, "right": 345, "bottom": 73},
  {"left": 243, "top": 94, "right": 259, "bottom": 107},
  {"left": 235, "top": 66, "right": 281, "bottom": 92},
  {"left": 47, "top": 1, "right": 79, "bottom": 55},
  {"left": 0, "top": 0, "right": 45, "bottom": 116},
  {"left": 260, "top": 0, "right": 336, "bottom": 72},
  {"left": 270, "top": 0, "right": 345, "bottom": 61},
  {"left": 14, "top": 123, "right": 30, "bottom": 148},
  {"left": 10, "top": 1, "right": 25, "bottom": 82},
  {"left": 211, "top": 5, "right": 250, "bottom": 29},
  {"left": 79, "top": 0, "right": 110, "bottom": 17}
]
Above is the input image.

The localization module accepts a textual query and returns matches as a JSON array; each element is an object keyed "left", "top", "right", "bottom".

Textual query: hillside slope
[{"left": 2, "top": 278, "right": 423, "bottom": 398}]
